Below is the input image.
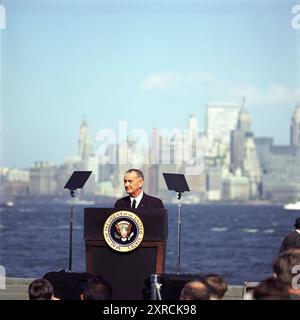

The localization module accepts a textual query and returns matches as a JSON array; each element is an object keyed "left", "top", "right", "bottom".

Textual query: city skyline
[
  {"left": 0, "top": 102, "right": 298, "bottom": 171},
  {"left": 1, "top": 103, "right": 299, "bottom": 202},
  {"left": 1, "top": 0, "right": 299, "bottom": 168}
]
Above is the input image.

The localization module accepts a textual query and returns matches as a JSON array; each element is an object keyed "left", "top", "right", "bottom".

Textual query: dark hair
[
  {"left": 272, "top": 251, "right": 300, "bottom": 286},
  {"left": 205, "top": 274, "right": 228, "bottom": 299},
  {"left": 253, "top": 278, "right": 289, "bottom": 300},
  {"left": 28, "top": 279, "right": 54, "bottom": 300},
  {"left": 126, "top": 169, "right": 144, "bottom": 180},
  {"left": 83, "top": 277, "right": 113, "bottom": 300},
  {"left": 294, "top": 217, "right": 300, "bottom": 229}
]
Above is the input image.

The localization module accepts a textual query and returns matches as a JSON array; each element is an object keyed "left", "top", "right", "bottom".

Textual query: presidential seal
[{"left": 103, "top": 210, "right": 144, "bottom": 252}]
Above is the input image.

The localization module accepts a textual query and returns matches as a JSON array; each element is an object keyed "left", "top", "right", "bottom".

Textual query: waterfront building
[
  {"left": 29, "top": 161, "right": 57, "bottom": 195},
  {"left": 291, "top": 104, "right": 300, "bottom": 146},
  {"left": 206, "top": 167, "right": 222, "bottom": 201},
  {"left": 222, "top": 174, "right": 250, "bottom": 201},
  {"left": 255, "top": 137, "right": 300, "bottom": 201}
]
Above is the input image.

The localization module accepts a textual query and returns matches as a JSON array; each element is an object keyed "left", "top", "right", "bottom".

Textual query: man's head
[
  {"left": 179, "top": 279, "right": 210, "bottom": 300},
  {"left": 272, "top": 250, "right": 300, "bottom": 296},
  {"left": 81, "top": 277, "right": 113, "bottom": 300},
  {"left": 28, "top": 278, "right": 54, "bottom": 300},
  {"left": 294, "top": 217, "right": 300, "bottom": 229},
  {"left": 205, "top": 274, "right": 228, "bottom": 299},
  {"left": 253, "top": 277, "right": 289, "bottom": 300},
  {"left": 124, "top": 169, "right": 144, "bottom": 198}
]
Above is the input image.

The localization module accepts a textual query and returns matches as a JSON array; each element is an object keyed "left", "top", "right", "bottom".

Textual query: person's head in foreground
[{"left": 180, "top": 279, "right": 210, "bottom": 300}]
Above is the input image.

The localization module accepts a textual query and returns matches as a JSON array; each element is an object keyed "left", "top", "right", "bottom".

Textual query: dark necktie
[{"left": 131, "top": 199, "right": 136, "bottom": 209}]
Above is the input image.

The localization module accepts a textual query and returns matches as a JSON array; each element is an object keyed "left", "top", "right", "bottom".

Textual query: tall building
[
  {"left": 230, "top": 104, "right": 252, "bottom": 170},
  {"left": 230, "top": 101, "right": 261, "bottom": 199},
  {"left": 291, "top": 104, "right": 300, "bottom": 146},
  {"left": 78, "top": 119, "right": 94, "bottom": 164},
  {"left": 206, "top": 103, "right": 240, "bottom": 146},
  {"left": 242, "top": 133, "right": 261, "bottom": 198},
  {"left": 206, "top": 167, "right": 222, "bottom": 201},
  {"left": 237, "top": 104, "right": 251, "bottom": 132},
  {"left": 205, "top": 103, "right": 240, "bottom": 173},
  {"left": 255, "top": 137, "right": 300, "bottom": 201},
  {"left": 231, "top": 130, "right": 245, "bottom": 171},
  {"left": 187, "top": 114, "right": 198, "bottom": 133},
  {"left": 29, "top": 161, "right": 57, "bottom": 195}
]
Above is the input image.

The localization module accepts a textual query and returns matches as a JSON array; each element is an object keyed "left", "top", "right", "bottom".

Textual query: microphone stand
[{"left": 150, "top": 274, "right": 162, "bottom": 300}]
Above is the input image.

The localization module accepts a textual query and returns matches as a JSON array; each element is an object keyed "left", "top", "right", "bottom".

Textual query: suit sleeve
[
  {"left": 155, "top": 197, "right": 164, "bottom": 208},
  {"left": 278, "top": 237, "right": 287, "bottom": 254},
  {"left": 114, "top": 199, "right": 121, "bottom": 208}
]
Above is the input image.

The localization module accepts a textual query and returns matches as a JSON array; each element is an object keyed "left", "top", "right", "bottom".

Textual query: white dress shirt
[{"left": 130, "top": 191, "right": 143, "bottom": 209}]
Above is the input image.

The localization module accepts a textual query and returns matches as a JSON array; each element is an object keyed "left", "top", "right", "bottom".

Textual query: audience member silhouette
[
  {"left": 179, "top": 279, "right": 210, "bottom": 300},
  {"left": 278, "top": 217, "right": 300, "bottom": 253},
  {"left": 205, "top": 274, "right": 228, "bottom": 300},
  {"left": 253, "top": 277, "right": 289, "bottom": 300},
  {"left": 272, "top": 249, "right": 300, "bottom": 299},
  {"left": 81, "top": 276, "right": 113, "bottom": 300},
  {"left": 28, "top": 278, "right": 59, "bottom": 300}
]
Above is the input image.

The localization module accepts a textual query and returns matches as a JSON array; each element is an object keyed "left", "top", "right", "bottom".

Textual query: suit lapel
[
  {"left": 138, "top": 193, "right": 146, "bottom": 209},
  {"left": 126, "top": 196, "right": 131, "bottom": 208}
]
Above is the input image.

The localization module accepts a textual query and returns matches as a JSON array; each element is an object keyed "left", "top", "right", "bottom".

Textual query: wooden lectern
[{"left": 84, "top": 208, "right": 168, "bottom": 300}]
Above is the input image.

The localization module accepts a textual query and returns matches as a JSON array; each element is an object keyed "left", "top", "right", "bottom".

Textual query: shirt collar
[{"left": 130, "top": 191, "right": 143, "bottom": 208}]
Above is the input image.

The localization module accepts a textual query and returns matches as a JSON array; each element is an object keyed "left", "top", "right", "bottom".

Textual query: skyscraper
[
  {"left": 230, "top": 102, "right": 261, "bottom": 199},
  {"left": 231, "top": 106, "right": 252, "bottom": 170},
  {"left": 206, "top": 103, "right": 240, "bottom": 145},
  {"left": 78, "top": 119, "right": 94, "bottom": 163},
  {"left": 291, "top": 104, "right": 300, "bottom": 146},
  {"left": 187, "top": 114, "right": 198, "bottom": 133},
  {"left": 237, "top": 106, "right": 251, "bottom": 132},
  {"left": 205, "top": 102, "right": 240, "bottom": 176}
]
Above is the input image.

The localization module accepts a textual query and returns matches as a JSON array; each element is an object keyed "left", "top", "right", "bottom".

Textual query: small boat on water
[
  {"left": 3, "top": 201, "right": 14, "bottom": 208},
  {"left": 284, "top": 201, "right": 300, "bottom": 210}
]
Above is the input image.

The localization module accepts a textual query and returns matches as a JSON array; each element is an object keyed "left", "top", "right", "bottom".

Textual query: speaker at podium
[{"left": 84, "top": 207, "right": 168, "bottom": 300}]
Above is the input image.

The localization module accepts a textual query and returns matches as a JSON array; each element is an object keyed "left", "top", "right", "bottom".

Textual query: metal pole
[
  {"left": 68, "top": 190, "right": 75, "bottom": 272},
  {"left": 150, "top": 274, "right": 162, "bottom": 300},
  {"left": 177, "top": 202, "right": 181, "bottom": 275}
]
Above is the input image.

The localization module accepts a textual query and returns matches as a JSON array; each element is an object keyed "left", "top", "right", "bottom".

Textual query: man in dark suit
[
  {"left": 278, "top": 217, "right": 300, "bottom": 253},
  {"left": 114, "top": 168, "right": 164, "bottom": 209}
]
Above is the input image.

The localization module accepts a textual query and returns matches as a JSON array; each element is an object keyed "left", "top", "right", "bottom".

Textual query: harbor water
[{"left": 0, "top": 202, "right": 299, "bottom": 285}]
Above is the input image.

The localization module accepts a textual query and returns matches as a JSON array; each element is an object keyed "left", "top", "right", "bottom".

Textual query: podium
[{"left": 84, "top": 208, "right": 168, "bottom": 300}]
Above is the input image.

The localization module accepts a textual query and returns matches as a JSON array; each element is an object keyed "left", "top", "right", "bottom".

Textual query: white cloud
[
  {"left": 233, "top": 84, "right": 300, "bottom": 106},
  {"left": 141, "top": 72, "right": 180, "bottom": 91},
  {"left": 141, "top": 72, "right": 221, "bottom": 92},
  {"left": 141, "top": 71, "right": 300, "bottom": 107}
]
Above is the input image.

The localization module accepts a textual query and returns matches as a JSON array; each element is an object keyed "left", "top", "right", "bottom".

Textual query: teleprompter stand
[
  {"left": 163, "top": 173, "right": 190, "bottom": 274},
  {"left": 64, "top": 170, "right": 92, "bottom": 272}
]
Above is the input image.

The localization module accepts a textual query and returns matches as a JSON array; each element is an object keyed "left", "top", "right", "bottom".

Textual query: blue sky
[{"left": 1, "top": 0, "right": 299, "bottom": 168}]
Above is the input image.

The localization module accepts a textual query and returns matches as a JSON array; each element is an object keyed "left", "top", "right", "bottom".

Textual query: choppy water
[{"left": 0, "top": 202, "right": 299, "bottom": 285}]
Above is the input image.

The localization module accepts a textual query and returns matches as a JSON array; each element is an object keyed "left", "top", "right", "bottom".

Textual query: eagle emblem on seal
[{"left": 114, "top": 220, "right": 134, "bottom": 241}]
